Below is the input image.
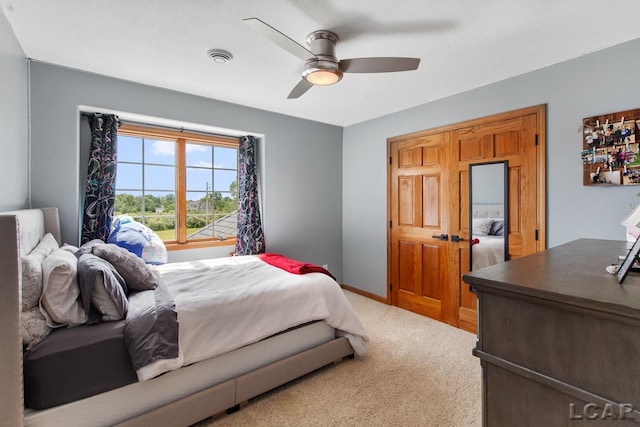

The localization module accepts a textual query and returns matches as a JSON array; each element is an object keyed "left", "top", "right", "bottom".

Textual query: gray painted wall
[
  {"left": 28, "top": 62, "right": 344, "bottom": 280},
  {"left": 343, "top": 37, "right": 640, "bottom": 297},
  {"left": 0, "top": 11, "right": 28, "bottom": 211}
]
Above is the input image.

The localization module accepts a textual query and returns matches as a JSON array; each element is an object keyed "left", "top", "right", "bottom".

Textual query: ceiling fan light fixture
[
  {"left": 304, "top": 69, "right": 342, "bottom": 85},
  {"left": 302, "top": 61, "right": 343, "bottom": 86}
]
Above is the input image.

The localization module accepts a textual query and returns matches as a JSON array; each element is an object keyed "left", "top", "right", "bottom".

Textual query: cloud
[
  {"left": 151, "top": 141, "right": 210, "bottom": 158},
  {"left": 151, "top": 140, "right": 174, "bottom": 156},
  {"left": 186, "top": 144, "right": 207, "bottom": 153},
  {"left": 196, "top": 160, "right": 212, "bottom": 168},
  {"left": 148, "top": 142, "right": 224, "bottom": 170},
  {"left": 187, "top": 160, "right": 229, "bottom": 169}
]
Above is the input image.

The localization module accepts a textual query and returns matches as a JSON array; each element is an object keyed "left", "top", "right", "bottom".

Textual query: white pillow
[
  {"left": 21, "top": 307, "right": 52, "bottom": 350},
  {"left": 60, "top": 243, "right": 79, "bottom": 254},
  {"left": 472, "top": 218, "right": 494, "bottom": 236},
  {"left": 21, "top": 255, "right": 45, "bottom": 311},
  {"left": 20, "top": 233, "right": 60, "bottom": 311},
  {"left": 35, "top": 232, "right": 59, "bottom": 254},
  {"left": 40, "top": 249, "right": 87, "bottom": 327}
]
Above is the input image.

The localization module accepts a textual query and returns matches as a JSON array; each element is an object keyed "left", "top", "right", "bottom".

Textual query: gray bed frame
[{"left": 0, "top": 208, "right": 354, "bottom": 427}]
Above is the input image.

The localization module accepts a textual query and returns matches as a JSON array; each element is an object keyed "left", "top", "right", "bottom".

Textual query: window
[{"left": 115, "top": 124, "right": 239, "bottom": 250}]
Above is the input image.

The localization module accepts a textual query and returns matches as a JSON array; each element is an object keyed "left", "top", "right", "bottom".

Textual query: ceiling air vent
[{"left": 207, "top": 49, "right": 233, "bottom": 64}]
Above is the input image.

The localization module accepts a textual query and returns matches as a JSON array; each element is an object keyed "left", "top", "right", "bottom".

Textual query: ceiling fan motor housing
[{"left": 303, "top": 30, "right": 342, "bottom": 84}]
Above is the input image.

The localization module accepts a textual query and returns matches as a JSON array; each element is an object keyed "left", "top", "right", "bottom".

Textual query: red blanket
[{"left": 258, "top": 253, "right": 336, "bottom": 280}]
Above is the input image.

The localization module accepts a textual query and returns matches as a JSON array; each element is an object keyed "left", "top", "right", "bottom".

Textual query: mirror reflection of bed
[
  {"left": 471, "top": 205, "right": 505, "bottom": 270},
  {"left": 470, "top": 161, "right": 508, "bottom": 271}
]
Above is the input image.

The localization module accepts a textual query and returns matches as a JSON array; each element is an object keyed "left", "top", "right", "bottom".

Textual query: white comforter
[
  {"left": 137, "top": 255, "right": 369, "bottom": 380},
  {"left": 472, "top": 235, "right": 505, "bottom": 270}
]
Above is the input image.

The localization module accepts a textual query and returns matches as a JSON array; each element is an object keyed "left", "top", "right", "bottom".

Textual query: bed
[
  {"left": 0, "top": 207, "right": 368, "bottom": 427},
  {"left": 471, "top": 204, "right": 506, "bottom": 270}
]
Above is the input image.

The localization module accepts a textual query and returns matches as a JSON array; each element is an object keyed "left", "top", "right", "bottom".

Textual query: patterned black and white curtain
[
  {"left": 235, "top": 135, "right": 265, "bottom": 255},
  {"left": 81, "top": 113, "right": 120, "bottom": 244}
]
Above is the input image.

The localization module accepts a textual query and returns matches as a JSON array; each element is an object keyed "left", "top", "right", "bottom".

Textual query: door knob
[{"left": 431, "top": 234, "right": 449, "bottom": 241}]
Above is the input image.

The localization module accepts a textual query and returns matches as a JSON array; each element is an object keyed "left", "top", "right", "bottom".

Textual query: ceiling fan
[{"left": 243, "top": 18, "right": 421, "bottom": 99}]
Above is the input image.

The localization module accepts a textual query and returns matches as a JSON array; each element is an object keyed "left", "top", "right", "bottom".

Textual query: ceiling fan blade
[
  {"left": 243, "top": 18, "right": 316, "bottom": 61},
  {"left": 287, "top": 79, "right": 314, "bottom": 99},
  {"left": 339, "top": 57, "right": 420, "bottom": 73}
]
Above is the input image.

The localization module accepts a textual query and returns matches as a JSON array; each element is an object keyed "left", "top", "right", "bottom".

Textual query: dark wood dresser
[{"left": 463, "top": 239, "right": 640, "bottom": 426}]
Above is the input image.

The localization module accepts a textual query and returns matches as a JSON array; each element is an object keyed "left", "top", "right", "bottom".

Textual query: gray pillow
[
  {"left": 92, "top": 272, "right": 128, "bottom": 321},
  {"left": 93, "top": 243, "right": 157, "bottom": 291},
  {"left": 75, "top": 239, "right": 106, "bottom": 257},
  {"left": 77, "top": 253, "right": 128, "bottom": 321},
  {"left": 489, "top": 219, "right": 505, "bottom": 236}
]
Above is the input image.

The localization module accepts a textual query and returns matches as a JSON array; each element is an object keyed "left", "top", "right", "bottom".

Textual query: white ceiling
[{"left": 2, "top": 0, "right": 640, "bottom": 127}]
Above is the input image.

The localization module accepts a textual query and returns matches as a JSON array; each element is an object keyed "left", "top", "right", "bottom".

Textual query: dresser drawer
[{"left": 479, "top": 290, "right": 640, "bottom": 407}]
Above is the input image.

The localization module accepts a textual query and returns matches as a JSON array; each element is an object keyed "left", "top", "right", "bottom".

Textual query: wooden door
[
  {"left": 387, "top": 105, "right": 546, "bottom": 332},
  {"left": 389, "top": 132, "right": 450, "bottom": 321},
  {"left": 449, "top": 108, "right": 544, "bottom": 332}
]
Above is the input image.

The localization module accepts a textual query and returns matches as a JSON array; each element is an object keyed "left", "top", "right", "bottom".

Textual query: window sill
[{"left": 165, "top": 238, "right": 236, "bottom": 251}]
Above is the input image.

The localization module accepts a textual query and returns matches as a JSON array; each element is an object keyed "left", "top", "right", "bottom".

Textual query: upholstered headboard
[
  {"left": 0, "top": 207, "right": 60, "bottom": 427},
  {"left": 471, "top": 203, "right": 504, "bottom": 220}
]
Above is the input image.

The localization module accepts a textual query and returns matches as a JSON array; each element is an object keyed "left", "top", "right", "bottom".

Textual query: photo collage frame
[{"left": 581, "top": 108, "right": 640, "bottom": 186}]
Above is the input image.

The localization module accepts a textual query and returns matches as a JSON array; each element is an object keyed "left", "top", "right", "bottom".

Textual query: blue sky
[{"left": 116, "top": 136, "right": 238, "bottom": 199}]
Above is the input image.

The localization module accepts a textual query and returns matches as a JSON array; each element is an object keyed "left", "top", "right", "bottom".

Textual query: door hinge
[
  {"left": 535, "top": 229, "right": 539, "bottom": 240},
  {"left": 390, "top": 283, "right": 393, "bottom": 292},
  {"left": 389, "top": 156, "right": 392, "bottom": 165},
  {"left": 389, "top": 220, "right": 392, "bottom": 228},
  {"left": 535, "top": 134, "right": 539, "bottom": 146}
]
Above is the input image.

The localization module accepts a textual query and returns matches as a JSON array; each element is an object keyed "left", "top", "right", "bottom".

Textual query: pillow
[
  {"left": 77, "top": 253, "right": 128, "bottom": 321},
  {"left": 60, "top": 243, "right": 79, "bottom": 254},
  {"left": 20, "top": 233, "right": 60, "bottom": 311},
  {"left": 31, "top": 232, "right": 59, "bottom": 256},
  {"left": 489, "top": 219, "right": 505, "bottom": 236},
  {"left": 472, "top": 218, "right": 494, "bottom": 236},
  {"left": 21, "top": 255, "right": 45, "bottom": 311},
  {"left": 21, "top": 307, "right": 52, "bottom": 350},
  {"left": 75, "top": 239, "right": 106, "bottom": 257},
  {"left": 39, "top": 249, "right": 87, "bottom": 327},
  {"left": 92, "top": 243, "right": 158, "bottom": 291},
  {"left": 92, "top": 272, "right": 128, "bottom": 321},
  {"left": 108, "top": 217, "right": 168, "bottom": 265}
]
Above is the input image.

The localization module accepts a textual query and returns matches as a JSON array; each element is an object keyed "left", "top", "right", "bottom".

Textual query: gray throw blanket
[
  {"left": 77, "top": 254, "right": 179, "bottom": 373},
  {"left": 124, "top": 273, "right": 179, "bottom": 371}
]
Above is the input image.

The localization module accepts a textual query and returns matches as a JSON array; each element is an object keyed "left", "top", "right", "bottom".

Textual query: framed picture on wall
[{"left": 581, "top": 109, "right": 640, "bottom": 186}]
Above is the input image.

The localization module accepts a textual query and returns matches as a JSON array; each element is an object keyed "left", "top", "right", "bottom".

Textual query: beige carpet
[{"left": 194, "top": 291, "right": 481, "bottom": 426}]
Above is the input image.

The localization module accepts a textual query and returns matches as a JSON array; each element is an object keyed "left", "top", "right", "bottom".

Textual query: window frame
[{"left": 117, "top": 123, "right": 240, "bottom": 251}]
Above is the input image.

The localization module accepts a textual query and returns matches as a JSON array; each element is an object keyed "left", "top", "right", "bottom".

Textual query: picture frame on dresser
[{"left": 617, "top": 235, "right": 640, "bottom": 283}]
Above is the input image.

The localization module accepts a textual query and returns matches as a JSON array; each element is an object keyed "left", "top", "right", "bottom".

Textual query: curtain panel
[
  {"left": 235, "top": 135, "right": 265, "bottom": 255},
  {"left": 81, "top": 113, "right": 120, "bottom": 244}
]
